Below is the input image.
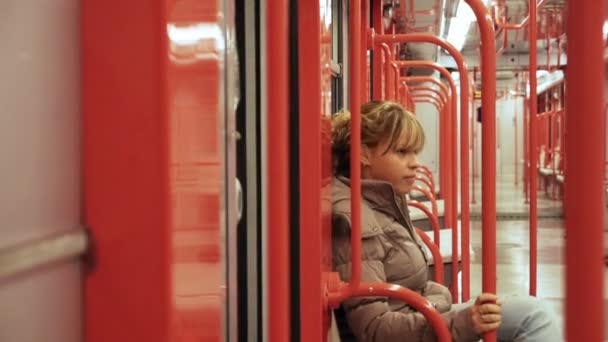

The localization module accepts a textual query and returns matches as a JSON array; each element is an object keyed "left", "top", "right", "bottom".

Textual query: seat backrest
[{"left": 539, "top": 146, "right": 546, "bottom": 167}]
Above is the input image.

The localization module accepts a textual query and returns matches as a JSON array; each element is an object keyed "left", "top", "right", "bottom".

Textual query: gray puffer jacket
[{"left": 332, "top": 176, "right": 479, "bottom": 342}]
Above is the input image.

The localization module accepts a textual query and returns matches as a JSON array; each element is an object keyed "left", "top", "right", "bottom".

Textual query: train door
[{"left": 83, "top": 0, "right": 240, "bottom": 340}]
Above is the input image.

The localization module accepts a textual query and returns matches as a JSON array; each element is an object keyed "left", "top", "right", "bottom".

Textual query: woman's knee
[
  {"left": 499, "top": 295, "right": 562, "bottom": 341},
  {"left": 502, "top": 295, "right": 553, "bottom": 320}
]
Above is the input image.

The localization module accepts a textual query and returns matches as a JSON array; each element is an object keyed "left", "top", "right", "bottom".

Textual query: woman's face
[{"left": 362, "top": 135, "right": 420, "bottom": 195}]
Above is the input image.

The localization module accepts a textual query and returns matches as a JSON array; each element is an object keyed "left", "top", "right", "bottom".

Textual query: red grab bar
[
  {"left": 409, "top": 86, "right": 449, "bottom": 104},
  {"left": 391, "top": 56, "right": 471, "bottom": 302},
  {"left": 564, "top": 0, "right": 606, "bottom": 340},
  {"left": 331, "top": 3, "right": 452, "bottom": 340},
  {"left": 410, "top": 185, "right": 439, "bottom": 219},
  {"left": 493, "top": 0, "right": 549, "bottom": 30},
  {"left": 379, "top": 43, "right": 394, "bottom": 99},
  {"left": 348, "top": 0, "right": 363, "bottom": 290},
  {"left": 415, "top": 227, "right": 445, "bottom": 285},
  {"left": 408, "top": 200, "right": 442, "bottom": 249},
  {"left": 528, "top": 0, "right": 539, "bottom": 296},
  {"left": 327, "top": 280, "right": 452, "bottom": 341},
  {"left": 372, "top": 0, "right": 384, "bottom": 100},
  {"left": 465, "top": 1, "right": 498, "bottom": 340},
  {"left": 411, "top": 93, "right": 445, "bottom": 106},
  {"left": 406, "top": 78, "right": 451, "bottom": 212},
  {"left": 417, "top": 165, "right": 436, "bottom": 188},
  {"left": 414, "top": 175, "right": 436, "bottom": 197},
  {"left": 413, "top": 98, "right": 444, "bottom": 113},
  {"left": 267, "top": 0, "right": 290, "bottom": 339}
]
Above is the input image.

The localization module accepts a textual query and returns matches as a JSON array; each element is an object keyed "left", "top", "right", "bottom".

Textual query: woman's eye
[{"left": 396, "top": 149, "right": 408, "bottom": 155}]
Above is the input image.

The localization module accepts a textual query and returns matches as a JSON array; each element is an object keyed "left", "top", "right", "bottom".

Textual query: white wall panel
[{"left": 0, "top": 0, "right": 82, "bottom": 341}]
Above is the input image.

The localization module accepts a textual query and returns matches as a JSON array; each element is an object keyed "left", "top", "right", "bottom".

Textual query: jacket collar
[{"left": 332, "top": 176, "right": 411, "bottom": 226}]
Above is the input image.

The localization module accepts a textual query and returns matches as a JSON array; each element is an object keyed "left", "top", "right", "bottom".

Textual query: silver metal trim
[
  {"left": 0, "top": 229, "right": 88, "bottom": 280},
  {"left": 260, "top": 0, "right": 269, "bottom": 340},
  {"left": 220, "top": 0, "right": 240, "bottom": 339},
  {"left": 245, "top": 0, "right": 260, "bottom": 338}
]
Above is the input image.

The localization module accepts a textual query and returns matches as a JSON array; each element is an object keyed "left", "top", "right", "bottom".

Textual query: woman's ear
[{"left": 361, "top": 146, "right": 372, "bottom": 166}]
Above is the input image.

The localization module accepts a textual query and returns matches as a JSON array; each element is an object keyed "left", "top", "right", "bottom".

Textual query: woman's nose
[{"left": 408, "top": 155, "right": 419, "bottom": 169}]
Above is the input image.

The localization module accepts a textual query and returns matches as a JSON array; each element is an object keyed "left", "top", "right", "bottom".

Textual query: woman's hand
[{"left": 471, "top": 293, "right": 502, "bottom": 335}]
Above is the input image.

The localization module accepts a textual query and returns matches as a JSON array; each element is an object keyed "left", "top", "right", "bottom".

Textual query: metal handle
[
  {"left": 236, "top": 178, "right": 243, "bottom": 223},
  {"left": 0, "top": 229, "right": 88, "bottom": 280}
]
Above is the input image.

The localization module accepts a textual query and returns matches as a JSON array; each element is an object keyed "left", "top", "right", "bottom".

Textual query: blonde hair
[{"left": 332, "top": 100, "right": 425, "bottom": 176}]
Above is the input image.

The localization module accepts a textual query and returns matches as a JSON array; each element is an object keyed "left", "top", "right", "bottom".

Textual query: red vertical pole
[
  {"left": 349, "top": 0, "right": 362, "bottom": 290},
  {"left": 380, "top": 44, "right": 394, "bottom": 100},
  {"left": 84, "top": 2, "right": 173, "bottom": 340},
  {"left": 268, "top": 0, "right": 290, "bottom": 340},
  {"left": 528, "top": 0, "right": 538, "bottom": 296},
  {"left": 393, "top": 63, "right": 400, "bottom": 102},
  {"left": 466, "top": 2, "right": 497, "bottom": 341},
  {"left": 372, "top": 0, "right": 384, "bottom": 99},
  {"left": 471, "top": 70, "right": 477, "bottom": 203},
  {"left": 514, "top": 74, "right": 519, "bottom": 187},
  {"left": 361, "top": 0, "right": 369, "bottom": 103},
  {"left": 523, "top": 93, "right": 529, "bottom": 203},
  {"left": 565, "top": 0, "right": 606, "bottom": 340},
  {"left": 298, "top": 0, "right": 322, "bottom": 340}
]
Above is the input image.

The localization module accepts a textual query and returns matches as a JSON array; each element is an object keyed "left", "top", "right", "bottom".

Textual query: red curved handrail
[
  {"left": 327, "top": 281, "right": 451, "bottom": 341},
  {"left": 345, "top": 2, "right": 496, "bottom": 341},
  {"left": 415, "top": 174, "right": 437, "bottom": 195},
  {"left": 404, "top": 76, "right": 450, "bottom": 98},
  {"left": 392, "top": 59, "right": 470, "bottom": 301},
  {"left": 416, "top": 169, "right": 436, "bottom": 195},
  {"left": 393, "top": 64, "right": 414, "bottom": 109},
  {"left": 379, "top": 43, "right": 394, "bottom": 100},
  {"left": 415, "top": 98, "right": 443, "bottom": 110},
  {"left": 415, "top": 227, "right": 445, "bottom": 284},
  {"left": 415, "top": 174, "right": 435, "bottom": 194},
  {"left": 400, "top": 81, "right": 415, "bottom": 111},
  {"left": 411, "top": 93, "right": 444, "bottom": 106},
  {"left": 410, "top": 89, "right": 452, "bottom": 237},
  {"left": 375, "top": 1, "right": 497, "bottom": 317},
  {"left": 410, "top": 184, "right": 437, "bottom": 209},
  {"left": 392, "top": 63, "right": 401, "bottom": 102},
  {"left": 336, "top": 1, "right": 459, "bottom": 340},
  {"left": 409, "top": 87, "right": 448, "bottom": 105},
  {"left": 493, "top": 0, "right": 549, "bottom": 30},
  {"left": 417, "top": 165, "right": 436, "bottom": 186},
  {"left": 416, "top": 165, "right": 435, "bottom": 183},
  {"left": 408, "top": 200, "right": 441, "bottom": 248}
]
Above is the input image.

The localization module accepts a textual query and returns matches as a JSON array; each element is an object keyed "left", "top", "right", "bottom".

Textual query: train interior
[{"left": 0, "top": 0, "right": 607, "bottom": 341}]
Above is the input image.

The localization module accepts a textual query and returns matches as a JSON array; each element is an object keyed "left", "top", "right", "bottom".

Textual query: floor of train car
[
  {"left": 466, "top": 174, "right": 608, "bottom": 340},
  {"left": 331, "top": 175, "right": 608, "bottom": 341}
]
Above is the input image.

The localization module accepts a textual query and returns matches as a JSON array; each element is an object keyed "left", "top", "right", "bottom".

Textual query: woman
[{"left": 331, "top": 100, "right": 561, "bottom": 341}]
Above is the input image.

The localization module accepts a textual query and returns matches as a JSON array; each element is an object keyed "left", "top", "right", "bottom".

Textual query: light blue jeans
[{"left": 452, "top": 295, "right": 563, "bottom": 342}]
